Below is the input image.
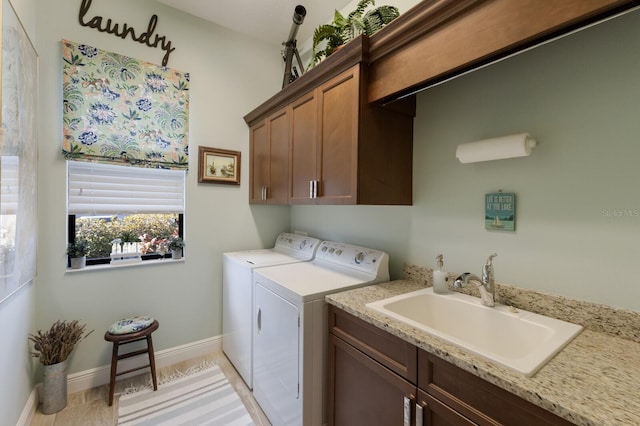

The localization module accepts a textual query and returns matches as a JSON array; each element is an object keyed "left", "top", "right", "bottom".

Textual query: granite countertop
[{"left": 325, "top": 279, "right": 640, "bottom": 426}]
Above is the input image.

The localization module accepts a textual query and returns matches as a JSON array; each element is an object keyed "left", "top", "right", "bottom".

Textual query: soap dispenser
[{"left": 433, "top": 254, "right": 450, "bottom": 294}]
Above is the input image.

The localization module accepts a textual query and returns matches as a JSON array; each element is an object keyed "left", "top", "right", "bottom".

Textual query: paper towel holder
[{"left": 456, "top": 133, "right": 537, "bottom": 164}]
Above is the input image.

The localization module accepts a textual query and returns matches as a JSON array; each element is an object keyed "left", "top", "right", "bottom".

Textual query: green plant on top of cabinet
[
  {"left": 249, "top": 107, "right": 290, "bottom": 204},
  {"left": 309, "top": 0, "right": 400, "bottom": 67}
]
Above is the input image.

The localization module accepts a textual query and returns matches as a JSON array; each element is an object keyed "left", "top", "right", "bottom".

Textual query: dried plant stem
[{"left": 29, "top": 320, "right": 94, "bottom": 365}]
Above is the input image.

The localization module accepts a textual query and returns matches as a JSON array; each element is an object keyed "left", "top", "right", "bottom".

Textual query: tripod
[
  {"left": 282, "top": 40, "right": 305, "bottom": 88},
  {"left": 282, "top": 5, "right": 306, "bottom": 88}
]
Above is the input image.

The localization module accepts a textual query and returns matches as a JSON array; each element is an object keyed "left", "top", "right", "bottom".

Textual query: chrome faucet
[{"left": 453, "top": 253, "right": 497, "bottom": 307}]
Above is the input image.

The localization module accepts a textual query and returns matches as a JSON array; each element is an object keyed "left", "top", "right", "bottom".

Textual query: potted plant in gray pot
[
  {"left": 66, "top": 240, "right": 88, "bottom": 269},
  {"left": 168, "top": 237, "right": 185, "bottom": 260},
  {"left": 29, "top": 320, "right": 93, "bottom": 414}
]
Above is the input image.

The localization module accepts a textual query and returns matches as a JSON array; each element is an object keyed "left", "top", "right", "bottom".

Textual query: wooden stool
[{"left": 104, "top": 317, "right": 159, "bottom": 406}]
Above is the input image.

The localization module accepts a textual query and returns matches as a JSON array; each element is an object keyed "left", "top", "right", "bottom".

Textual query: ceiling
[{"left": 155, "top": 0, "right": 352, "bottom": 46}]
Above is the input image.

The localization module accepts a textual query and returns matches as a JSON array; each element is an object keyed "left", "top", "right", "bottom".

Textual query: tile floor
[{"left": 30, "top": 351, "right": 271, "bottom": 426}]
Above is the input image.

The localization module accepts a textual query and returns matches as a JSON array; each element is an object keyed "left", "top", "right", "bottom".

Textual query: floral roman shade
[{"left": 61, "top": 39, "right": 190, "bottom": 169}]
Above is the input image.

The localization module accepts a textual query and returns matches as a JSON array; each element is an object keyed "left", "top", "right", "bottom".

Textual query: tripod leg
[{"left": 294, "top": 48, "right": 305, "bottom": 75}]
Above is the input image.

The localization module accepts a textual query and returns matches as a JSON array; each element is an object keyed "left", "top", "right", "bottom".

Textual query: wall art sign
[
  {"left": 198, "top": 146, "right": 241, "bottom": 185},
  {"left": 78, "top": 0, "right": 175, "bottom": 66},
  {"left": 485, "top": 191, "right": 516, "bottom": 232},
  {"left": 61, "top": 39, "right": 190, "bottom": 170}
]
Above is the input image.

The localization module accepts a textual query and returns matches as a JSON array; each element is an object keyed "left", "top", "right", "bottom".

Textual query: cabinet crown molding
[{"left": 244, "top": 36, "right": 368, "bottom": 126}]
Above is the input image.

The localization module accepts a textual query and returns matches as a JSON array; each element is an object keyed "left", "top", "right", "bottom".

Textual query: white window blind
[
  {"left": 1, "top": 156, "right": 18, "bottom": 215},
  {"left": 67, "top": 161, "right": 185, "bottom": 215}
]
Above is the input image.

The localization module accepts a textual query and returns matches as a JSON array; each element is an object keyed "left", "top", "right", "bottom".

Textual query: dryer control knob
[{"left": 355, "top": 252, "right": 365, "bottom": 264}]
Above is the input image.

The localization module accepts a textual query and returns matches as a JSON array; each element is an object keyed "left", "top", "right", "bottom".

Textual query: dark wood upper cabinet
[
  {"left": 289, "top": 91, "right": 318, "bottom": 204},
  {"left": 367, "top": 0, "right": 638, "bottom": 103},
  {"left": 249, "top": 120, "right": 269, "bottom": 204},
  {"left": 249, "top": 107, "right": 289, "bottom": 204},
  {"left": 245, "top": 0, "right": 638, "bottom": 205},
  {"left": 289, "top": 65, "right": 414, "bottom": 205},
  {"left": 246, "top": 37, "right": 415, "bottom": 206},
  {"left": 311, "top": 68, "right": 359, "bottom": 204}
]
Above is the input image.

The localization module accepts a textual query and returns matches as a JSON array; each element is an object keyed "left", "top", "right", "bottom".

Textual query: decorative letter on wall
[{"left": 61, "top": 39, "right": 189, "bottom": 170}]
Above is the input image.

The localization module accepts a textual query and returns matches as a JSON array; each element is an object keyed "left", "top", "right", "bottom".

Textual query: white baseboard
[
  {"left": 67, "top": 335, "right": 222, "bottom": 394},
  {"left": 20, "top": 334, "right": 222, "bottom": 423},
  {"left": 16, "top": 387, "right": 38, "bottom": 426}
]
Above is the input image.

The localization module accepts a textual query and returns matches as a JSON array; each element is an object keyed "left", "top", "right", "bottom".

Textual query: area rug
[{"left": 117, "top": 364, "right": 254, "bottom": 425}]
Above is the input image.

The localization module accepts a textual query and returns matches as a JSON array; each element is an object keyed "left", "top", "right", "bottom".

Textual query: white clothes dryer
[
  {"left": 252, "top": 241, "right": 389, "bottom": 426},
  {"left": 222, "top": 232, "right": 320, "bottom": 389}
]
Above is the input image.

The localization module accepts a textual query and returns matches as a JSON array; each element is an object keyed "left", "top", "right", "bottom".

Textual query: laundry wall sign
[{"left": 78, "top": 0, "right": 175, "bottom": 66}]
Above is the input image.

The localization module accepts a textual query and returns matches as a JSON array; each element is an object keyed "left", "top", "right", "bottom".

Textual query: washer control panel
[
  {"left": 274, "top": 233, "right": 320, "bottom": 256},
  {"left": 316, "top": 241, "right": 388, "bottom": 275}
]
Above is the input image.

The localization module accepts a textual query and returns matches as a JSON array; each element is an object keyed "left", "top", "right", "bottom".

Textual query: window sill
[{"left": 65, "top": 257, "right": 185, "bottom": 273}]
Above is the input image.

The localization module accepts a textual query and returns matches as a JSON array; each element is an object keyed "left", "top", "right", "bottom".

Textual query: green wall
[
  {"left": 292, "top": 8, "right": 640, "bottom": 311},
  {"left": 34, "top": 0, "right": 288, "bottom": 377},
  {"left": 6, "top": 1, "right": 292, "bottom": 420}
]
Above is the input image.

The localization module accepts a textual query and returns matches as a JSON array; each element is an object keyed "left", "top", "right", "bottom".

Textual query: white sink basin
[{"left": 366, "top": 287, "right": 582, "bottom": 377}]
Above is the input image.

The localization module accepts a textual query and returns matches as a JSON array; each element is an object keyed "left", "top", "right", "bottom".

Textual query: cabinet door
[
  {"left": 249, "top": 120, "right": 268, "bottom": 204},
  {"left": 316, "top": 67, "right": 359, "bottom": 204},
  {"left": 249, "top": 110, "right": 289, "bottom": 205},
  {"left": 419, "top": 350, "right": 573, "bottom": 426},
  {"left": 289, "top": 91, "right": 317, "bottom": 204},
  {"left": 416, "top": 389, "right": 477, "bottom": 426},
  {"left": 328, "top": 334, "right": 416, "bottom": 426},
  {"left": 267, "top": 108, "right": 289, "bottom": 204}
]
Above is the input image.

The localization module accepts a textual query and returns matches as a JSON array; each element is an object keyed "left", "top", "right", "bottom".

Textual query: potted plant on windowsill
[
  {"left": 168, "top": 237, "right": 185, "bottom": 260},
  {"left": 29, "top": 320, "right": 93, "bottom": 414},
  {"left": 309, "top": 0, "right": 400, "bottom": 67},
  {"left": 66, "top": 240, "right": 88, "bottom": 269}
]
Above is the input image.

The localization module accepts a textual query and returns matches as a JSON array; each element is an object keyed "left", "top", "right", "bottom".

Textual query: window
[
  {"left": 1, "top": 156, "right": 18, "bottom": 275},
  {"left": 67, "top": 161, "right": 185, "bottom": 266}
]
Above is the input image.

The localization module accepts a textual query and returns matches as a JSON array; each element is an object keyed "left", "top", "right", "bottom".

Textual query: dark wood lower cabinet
[
  {"left": 328, "top": 306, "right": 574, "bottom": 426},
  {"left": 418, "top": 351, "right": 573, "bottom": 426},
  {"left": 417, "top": 390, "right": 477, "bottom": 426},
  {"left": 328, "top": 334, "right": 416, "bottom": 426}
]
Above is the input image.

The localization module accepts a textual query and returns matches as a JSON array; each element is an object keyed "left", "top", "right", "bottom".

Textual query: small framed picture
[{"left": 198, "top": 146, "right": 241, "bottom": 185}]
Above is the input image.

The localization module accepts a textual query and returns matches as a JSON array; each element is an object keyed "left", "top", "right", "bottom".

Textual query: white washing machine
[
  {"left": 252, "top": 241, "right": 389, "bottom": 426},
  {"left": 222, "top": 232, "right": 320, "bottom": 389}
]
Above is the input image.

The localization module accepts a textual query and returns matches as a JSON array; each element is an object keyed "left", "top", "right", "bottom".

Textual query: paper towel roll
[{"left": 456, "top": 133, "right": 537, "bottom": 163}]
